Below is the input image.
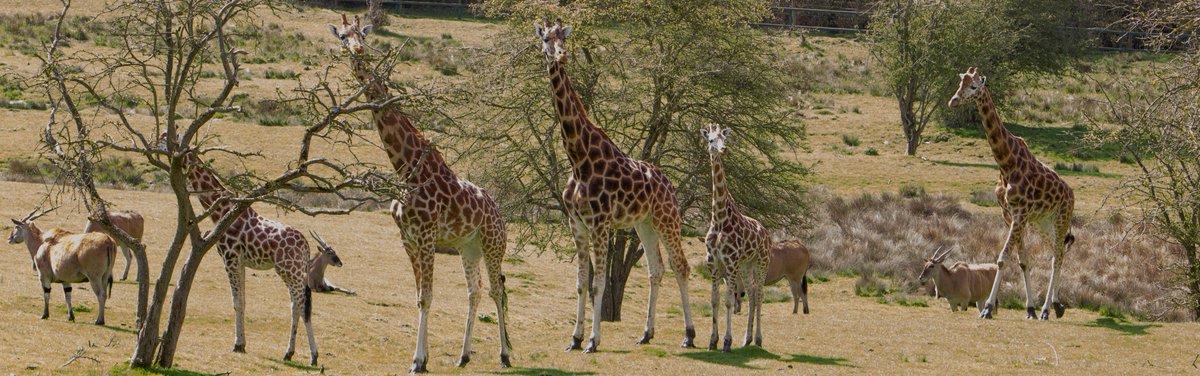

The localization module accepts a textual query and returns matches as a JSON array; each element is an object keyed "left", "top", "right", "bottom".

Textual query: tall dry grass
[{"left": 804, "top": 189, "right": 1189, "bottom": 321}]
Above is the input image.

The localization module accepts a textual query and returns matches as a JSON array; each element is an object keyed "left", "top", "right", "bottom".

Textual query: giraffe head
[
  {"left": 701, "top": 124, "right": 732, "bottom": 156},
  {"left": 917, "top": 246, "right": 952, "bottom": 283},
  {"left": 948, "top": 67, "right": 987, "bottom": 108},
  {"left": 309, "top": 231, "right": 343, "bottom": 267},
  {"left": 329, "top": 14, "right": 373, "bottom": 55},
  {"left": 534, "top": 18, "right": 572, "bottom": 64}
]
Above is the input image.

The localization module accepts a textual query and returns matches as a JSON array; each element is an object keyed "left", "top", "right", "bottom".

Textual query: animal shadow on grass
[
  {"left": 262, "top": 356, "right": 322, "bottom": 371},
  {"left": 679, "top": 346, "right": 854, "bottom": 369},
  {"left": 491, "top": 367, "right": 597, "bottom": 376},
  {"left": 1081, "top": 317, "right": 1161, "bottom": 336}
]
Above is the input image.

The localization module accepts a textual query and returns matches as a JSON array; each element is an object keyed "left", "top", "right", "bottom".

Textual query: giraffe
[
  {"left": 948, "top": 67, "right": 1076, "bottom": 320},
  {"left": 534, "top": 18, "right": 696, "bottom": 352},
  {"left": 701, "top": 124, "right": 771, "bottom": 352},
  {"left": 328, "top": 15, "right": 511, "bottom": 373},
  {"left": 170, "top": 140, "right": 319, "bottom": 366}
]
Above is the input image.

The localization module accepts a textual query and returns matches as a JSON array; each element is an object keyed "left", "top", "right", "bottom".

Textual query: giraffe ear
[
  {"left": 699, "top": 128, "right": 708, "bottom": 139},
  {"left": 360, "top": 24, "right": 373, "bottom": 36},
  {"left": 977, "top": 76, "right": 987, "bottom": 87},
  {"left": 721, "top": 127, "right": 731, "bottom": 139},
  {"left": 534, "top": 23, "right": 545, "bottom": 38},
  {"left": 561, "top": 26, "right": 573, "bottom": 39},
  {"left": 328, "top": 24, "right": 340, "bottom": 39}
]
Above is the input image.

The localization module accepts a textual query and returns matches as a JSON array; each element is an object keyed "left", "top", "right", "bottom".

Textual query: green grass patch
[
  {"left": 108, "top": 361, "right": 218, "bottom": 376},
  {"left": 642, "top": 346, "right": 670, "bottom": 358},
  {"left": 841, "top": 134, "right": 861, "bottom": 147},
  {"left": 478, "top": 313, "right": 497, "bottom": 324},
  {"left": 865, "top": 147, "right": 879, "bottom": 156},
  {"left": 968, "top": 188, "right": 999, "bottom": 207},
  {"left": 946, "top": 122, "right": 1119, "bottom": 161},
  {"left": 492, "top": 368, "right": 596, "bottom": 376}
]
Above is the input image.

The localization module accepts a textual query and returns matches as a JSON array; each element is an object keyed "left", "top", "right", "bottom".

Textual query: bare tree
[
  {"left": 1100, "top": 0, "right": 1200, "bottom": 319},
  {"left": 34, "top": 0, "right": 402, "bottom": 368},
  {"left": 368, "top": 0, "right": 391, "bottom": 28}
]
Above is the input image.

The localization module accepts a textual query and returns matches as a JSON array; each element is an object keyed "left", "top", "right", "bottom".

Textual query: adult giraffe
[
  {"left": 535, "top": 18, "right": 696, "bottom": 352},
  {"left": 171, "top": 140, "right": 319, "bottom": 366},
  {"left": 329, "top": 15, "right": 511, "bottom": 373},
  {"left": 948, "top": 67, "right": 1076, "bottom": 320}
]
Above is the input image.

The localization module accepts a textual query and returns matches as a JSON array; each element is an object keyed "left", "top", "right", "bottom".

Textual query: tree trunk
[
  {"left": 133, "top": 246, "right": 150, "bottom": 329},
  {"left": 131, "top": 174, "right": 192, "bottom": 367},
  {"left": 1185, "top": 242, "right": 1200, "bottom": 321},
  {"left": 154, "top": 242, "right": 213, "bottom": 367},
  {"left": 899, "top": 96, "right": 920, "bottom": 155},
  {"left": 591, "top": 229, "right": 643, "bottom": 322}
]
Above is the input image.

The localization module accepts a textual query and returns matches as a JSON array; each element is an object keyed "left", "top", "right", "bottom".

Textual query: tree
[
  {"left": 867, "top": 0, "right": 1087, "bottom": 155},
  {"left": 1100, "top": 0, "right": 1200, "bottom": 319},
  {"left": 471, "top": 0, "right": 811, "bottom": 320},
  {"left": 33, "top": 0, "right": 401, "bottom": 368},
  {"left": 368, "top": 0, "right": 391, "bottom": 29}
]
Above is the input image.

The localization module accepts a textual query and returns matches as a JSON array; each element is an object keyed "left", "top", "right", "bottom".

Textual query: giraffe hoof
[
  {"left": 742, "top": 338, "right": 752, "bottom": 347},
  {"left": 721, "top": 337, "right": 732, "bottom": 353},
  {"left": 68, "top": 314, "right": 76, "bottom": 322},
  {"left": 583, "top": 339, "right": 598, "bottom": 353},
  {"left": 1026, "top": 307, "right": 1037, "bottom": 319},
  {"left": 457, "top": 355, "right": 470, "bottom": 367},
  {"left": 565, "top": 336, "right": 583, "bottom": 351},
  {"left": 500, "top": 354, "right": 511, "bottom": 368},
  {"left": 754, "top": 336, "right": 762, "bottom": 347},
  {"left": 41, "top": 313, "right": 49, "bottom": 320},
  {"left": 310, "top": 354, "right": 318, "bottom": 367},
  {"left": 708, "top": 339, "right": 718, "bottom": 351},
  {"left": 283, "top": 351, "right": 294, "bottom": 361},
  {"left": 636, "top": 330, "right": 653, "bottom": 344},
  {"left": 980, "top": 304, "right": 994, "bottom": 319},
  {"left": 94, "top": 319, "right": 105, "bottom": 326},
  {"left": 682, "top": 327, "right": 696, "bottom": 348},
  {"left": 233, "top": 344, "right": 246, "bottom": 353},
  {"left": 409, "top": 359, "right": 428, "bottom": 374},
  {"left": 1053, "top": 302, "right": 1066, "bottom": 318},
  {"left": 1039, "top": 309, "right": 1050, "bottom": 320}
]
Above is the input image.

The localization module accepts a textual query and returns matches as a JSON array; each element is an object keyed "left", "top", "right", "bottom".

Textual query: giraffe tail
[
  {"left": 1065, "top": 232, "right": 1076, "bottom": 250},
  {"left": 303, "top": 285, "right": 313, "bottom": 322}
]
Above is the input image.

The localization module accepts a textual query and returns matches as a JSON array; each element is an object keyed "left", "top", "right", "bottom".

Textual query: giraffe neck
[
  {"left": 709, "top": 153, "right": 735, "bottom": 223},
  {"left": 975, "top": 87, "right": 1020, "bottom": 175},
  {"left": 350, "top": 56, "right": 451, "bottom": 182},
  {"left": 546, "top": 60, "right": 622, "bottom": 175},
  {"left": 183, "top": 154, "right": 245, "bottom": 223}
]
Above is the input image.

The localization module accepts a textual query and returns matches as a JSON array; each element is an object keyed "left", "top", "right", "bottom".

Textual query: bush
[
  {"left": 806, "top": 189, "right": 1190, "bottom": 321},
  {"left": 842, "top": 134, "right": 861, "bottom": 147},
  {"left": 899, "top": 183, "right": 925, "bottom": 198},
  {"left": 263, "top": 68, "right": 300, "bottom": 80},
  {"left": 865, "top": 147, "right": 880, "bottom": 156}
]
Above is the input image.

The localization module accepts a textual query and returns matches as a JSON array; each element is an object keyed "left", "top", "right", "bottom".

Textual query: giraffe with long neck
[
  {"left": 329, "top": 15, "right": 511, "bottom": 373},
  {"left": 948, "top": 67, "right": 1076, "bottom": 320},
  {"left": 702, "top": 124, "right": 771, "bottom": 352},
  {"left": 175, "top": 147, "right": 319, "bottom": 366},
  {"left": 535, "top": 19, "right": 696, "bottom": 352}
]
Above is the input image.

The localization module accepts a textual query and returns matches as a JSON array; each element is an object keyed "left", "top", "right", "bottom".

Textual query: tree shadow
[
  {"left": 491, "top": 367, "right": 597, "bottom": 376},
  {"left": 1080, "top": 317, "right": 1161, "bottom": 336},
  {"left": 110, "top": 362, "right": 218, "bottom": 376},
  {"left": 97, "top": 323, "right": 137, "bottom": 334},
  {"left": 678, "top": 346, "right": 854, "bottom": 369},
  {"left": 945, "top": 122, "right": 1119, "bottom": 161}
]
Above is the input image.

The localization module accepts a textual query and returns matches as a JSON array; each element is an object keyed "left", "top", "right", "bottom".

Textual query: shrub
[
  {"left": 842, "top": 134, "right": 861, "bottom": 147},
  {"left": 899, "top": 183, "right": 925, "bottom": 198},
  {"left": 865, "top": 147, "right": 880, "bottom": 156}
]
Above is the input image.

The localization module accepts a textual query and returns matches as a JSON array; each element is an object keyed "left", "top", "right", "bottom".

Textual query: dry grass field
[{"left": 0, "top": 2, "right": 1192, "bottom": 375}]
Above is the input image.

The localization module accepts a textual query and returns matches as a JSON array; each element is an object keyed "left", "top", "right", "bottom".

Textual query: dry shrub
[{"left": 806, "top": 189, "right": 1188, "bottom": 321}]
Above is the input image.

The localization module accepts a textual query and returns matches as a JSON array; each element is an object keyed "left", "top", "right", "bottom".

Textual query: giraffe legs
[
  {"left": 1041, "top": 215, "right": 1072, "bottom": 320},
  {"left": 656, "top": 222, "right": 695, "bottom": 348},
  {"left": 1014, "top": 237, "right": 1036, "bottom": 319},
  {"left": 706, "top": 253, "right": 721, "bottom": 351},
  {"left": 482, "top": 235, "right": 512, "bottom": 368},
  {"left": 405, "top": 237, "right": 436, "bottom": 373},
  {"left": 633, "top": 223, "right": 664, "bottom": 345},
  {"left": 584, "top": 225, "right": 610, "bottom": 353},
  {"left": 279, "top": 264, "right": 317, "bottom": 366},
  {"left": 222, "top": 250, "right": 248, "bottom": 353},
  {"left": 457, "top": 242, "right": 483, "bottom": 367},
  {"left": 981, "top": 217, "right": 1026, "bottom": 319},
  {"left": 721, "top": 271, "right": 735, "bottom": 353},
  {"left": 566, "top": 215, "right": 590, "bottom": 352}
]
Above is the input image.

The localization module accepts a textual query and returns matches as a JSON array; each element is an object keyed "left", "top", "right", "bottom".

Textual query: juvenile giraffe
[
  {"left": 701, "top": 124, "right": 771, "bottom": 352},
  {"left": 948, "top": 67, "right": 1076, "bottom": 320},
  {"left": 329, "top": 15, "right": 510, "bottom": 372},
  {"left": 535, "top": 19, "right": 696, "bottom": 352},
  {"left": 171, "top": 141, "right": 319, "bottom": 365}
]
